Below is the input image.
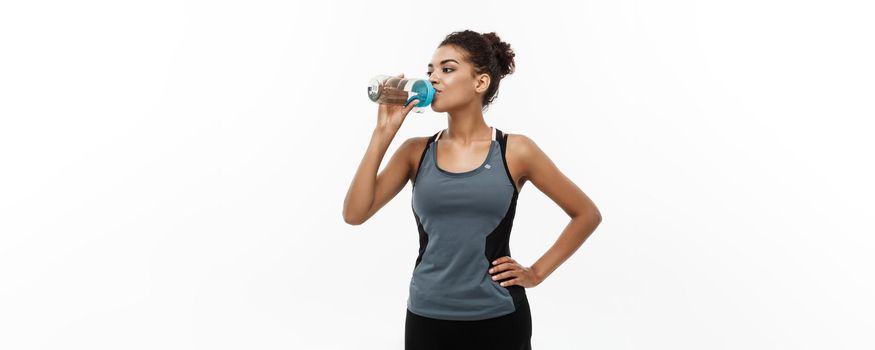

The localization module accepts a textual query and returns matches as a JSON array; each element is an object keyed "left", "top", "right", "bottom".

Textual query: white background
[{"left": 1, "top": 1, "right": 873, "bottom": 349}]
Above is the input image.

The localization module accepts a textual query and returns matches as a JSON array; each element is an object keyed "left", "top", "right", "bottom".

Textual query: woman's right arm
[
  {"left": 342, "top": 130, "right": 416, "bottom": 225},
  {"left": 343, "top": 73, "right": 420, "bottom": 225}
]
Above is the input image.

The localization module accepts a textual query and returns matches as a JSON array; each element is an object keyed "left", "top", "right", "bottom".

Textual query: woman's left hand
[{"left": 488, "top": 256, "right": 543, "bottom": 288}]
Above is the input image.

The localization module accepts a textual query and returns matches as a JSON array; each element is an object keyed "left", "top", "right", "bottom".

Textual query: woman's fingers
[
  {"left": 492, "top": 256, "right": 515, "bottom": 266},
  {"left": 490, "top": 268, "right": 520, "bottom": 281},
  {"left": 500, "top": 277, "right": 522, "bottom": 287},
  {"left": 488, "top": 262, "right": 517, "bottom": 274},
  {"left": 489, "top": 260, "right": 522, "bottom": 282},
  {"left": 487, "top": 256, "right": 540, "bottom": 287}
]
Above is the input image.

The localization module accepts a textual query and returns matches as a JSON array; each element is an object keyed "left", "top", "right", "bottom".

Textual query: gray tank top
[{"left": 408, "top": 126, "right": 527, "bottom": 321}]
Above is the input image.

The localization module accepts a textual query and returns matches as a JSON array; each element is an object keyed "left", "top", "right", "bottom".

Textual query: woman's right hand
[{"left": 375, "top": 73, "right": 420, "bottom": 136}]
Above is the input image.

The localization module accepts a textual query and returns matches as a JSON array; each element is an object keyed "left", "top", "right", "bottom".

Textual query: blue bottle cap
[{"left": 406, "top": 79, "right": 435, "bottom": 107}]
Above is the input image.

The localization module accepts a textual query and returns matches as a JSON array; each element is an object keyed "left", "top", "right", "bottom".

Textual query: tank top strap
[
  {"left": 495, "top": 128, "right": 518, "bottom": 193},
  {"left": 496, "top": 128, "right": 507, "bottom": 152},
  {"left": 423, "top": 130, "right": 440, "bottom": 157},
  {"left": 412, "top": 131, "right": 441, "bottom": 188},
  {"left": 427, "top": 130, "right": 440, "bottom": 145}
]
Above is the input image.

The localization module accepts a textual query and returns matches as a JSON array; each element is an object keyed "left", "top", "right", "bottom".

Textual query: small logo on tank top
[{"left": 484, "top": 164, "right": 492, "bottom": 169}]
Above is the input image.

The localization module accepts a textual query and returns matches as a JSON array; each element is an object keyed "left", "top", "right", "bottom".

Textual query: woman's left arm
[{"left": 489, "top": 134, "right": 602, "bottom": 288}]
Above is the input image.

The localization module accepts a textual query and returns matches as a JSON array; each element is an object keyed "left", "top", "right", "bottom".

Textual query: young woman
[{"left": 343, "top": 30, "right": 602, "bottom": 349}]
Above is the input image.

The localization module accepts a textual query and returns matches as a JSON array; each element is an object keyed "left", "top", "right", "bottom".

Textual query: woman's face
[{"left": 427, "top": 45, "right": 489, "bottom": 113}]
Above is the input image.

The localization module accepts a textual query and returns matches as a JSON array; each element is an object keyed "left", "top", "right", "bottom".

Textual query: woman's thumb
[{"left": 405, "top": 99, "right": 420, "bottom": 110}]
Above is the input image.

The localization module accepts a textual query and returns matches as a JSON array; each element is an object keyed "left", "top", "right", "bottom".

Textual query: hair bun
[{"left": 481, "top": 32, "right": 516, "bottom": 78}]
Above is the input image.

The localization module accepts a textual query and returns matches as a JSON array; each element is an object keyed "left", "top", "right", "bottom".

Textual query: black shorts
[{"left": 404, "top": 297, "right": 532, "bottom": 350}]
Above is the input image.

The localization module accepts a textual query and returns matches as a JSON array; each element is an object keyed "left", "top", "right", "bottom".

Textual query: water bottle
[{"left": 367, "top": 74, "right": 435, "bottom": 114}]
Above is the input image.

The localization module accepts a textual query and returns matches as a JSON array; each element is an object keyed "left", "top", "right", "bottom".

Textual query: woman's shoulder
[
  {"left": 401, "top": 135, "right": 432, "bottom": 153},
  {"left": 401, "top": 134, "right": 438, "bottom": 183},
  {"left": 501, "top": 131, "right": 547, "bottom": 177},
  {"left": 398, "top": 135, "right": 432, "bottom": 167},
  {"left": 501, "top": 131, "right": 538, "bottom": 156},
  {"left": 401, "top": 129, "right": 444, "bottom": 155}
]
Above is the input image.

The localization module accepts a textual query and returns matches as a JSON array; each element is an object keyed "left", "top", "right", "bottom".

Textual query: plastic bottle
[{"left": 367, "top": 74, "right": 435, "bottom": 114}]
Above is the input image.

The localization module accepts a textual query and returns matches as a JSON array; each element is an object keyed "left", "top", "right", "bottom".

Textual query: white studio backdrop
[{"left": 1, "top": 1, "right": 873, "bottom": 349}]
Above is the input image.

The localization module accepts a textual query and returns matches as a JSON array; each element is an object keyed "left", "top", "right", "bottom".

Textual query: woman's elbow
[{"left": 343, "top": 211, "right": 365, "bottom": 226}]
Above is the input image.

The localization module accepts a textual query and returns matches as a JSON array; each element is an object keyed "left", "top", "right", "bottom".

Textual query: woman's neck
[{"left": 444, "top": 104, "right": 490, "bottom": 145}]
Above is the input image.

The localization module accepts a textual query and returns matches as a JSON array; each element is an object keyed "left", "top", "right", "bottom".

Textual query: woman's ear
[{"left": 474, "top": 73, "right": 491, "bottom": 94}]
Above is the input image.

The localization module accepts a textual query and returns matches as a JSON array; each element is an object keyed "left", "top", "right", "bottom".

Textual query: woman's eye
[{"left": 426, "top": 68, "right": 453, "bottom": 76}]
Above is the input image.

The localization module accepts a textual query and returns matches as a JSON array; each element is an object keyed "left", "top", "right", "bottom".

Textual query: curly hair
[{"left": 439, "top": 30, "right": 516, "bottom": 112}]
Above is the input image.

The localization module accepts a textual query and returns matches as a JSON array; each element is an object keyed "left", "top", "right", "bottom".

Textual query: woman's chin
[{"left": 430, "top": 100, "right": 452, "bottom": 113}]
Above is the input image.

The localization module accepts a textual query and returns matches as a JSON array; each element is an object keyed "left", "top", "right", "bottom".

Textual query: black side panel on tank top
[{"left": 485, "top": 129, "right": 527, "bottom": 309}]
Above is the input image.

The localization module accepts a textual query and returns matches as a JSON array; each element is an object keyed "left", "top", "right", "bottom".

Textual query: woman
[{"left": 343, "top": 30, "right": 602, "bottom": 349}]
